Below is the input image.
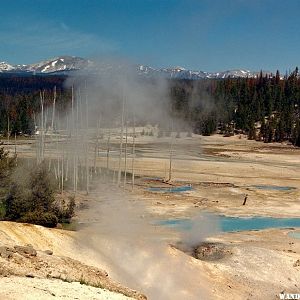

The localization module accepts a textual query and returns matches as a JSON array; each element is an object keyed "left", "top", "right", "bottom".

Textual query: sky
[{"left": 0, "top": 0, "right": 300, "bottom": 72}]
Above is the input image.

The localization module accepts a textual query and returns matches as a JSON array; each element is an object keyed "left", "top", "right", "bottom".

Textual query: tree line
[
  {"left": 0, "top": 75, "right": 69, "bottom": 136},
  {"left": 0, "top": 70, "right": 300, "bottom": 146},
  {"left": 169, "top": 68, "right": 300, "bottom": 146}
]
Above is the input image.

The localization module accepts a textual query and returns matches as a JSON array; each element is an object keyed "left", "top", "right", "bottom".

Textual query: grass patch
[{"left": 61, "top": 220, "right": 79, "bottom": 231}]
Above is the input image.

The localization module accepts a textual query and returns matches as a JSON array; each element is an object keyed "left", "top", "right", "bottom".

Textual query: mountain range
[{"left": 0, "top": 56, "right": 260, "bottom": 79}]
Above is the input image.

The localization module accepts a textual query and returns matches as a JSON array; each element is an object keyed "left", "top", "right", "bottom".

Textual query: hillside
[{"left": 0, "top": 221, "right": 145, "bottom": 300}]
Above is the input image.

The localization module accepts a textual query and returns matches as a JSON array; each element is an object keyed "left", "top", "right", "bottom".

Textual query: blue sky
[{"left": 1, "top": 0, "right": 299, "bottom": 72}]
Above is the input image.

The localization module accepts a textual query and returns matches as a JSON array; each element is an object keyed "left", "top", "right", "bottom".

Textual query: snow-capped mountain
[
  {"left": 0, "top": 56, "right": 259, "bottom": 79},
  {"left": 137, "top": 65, "right": 212, "bottom": 79},
  {"left": 137, "top": 65, "right": 256, "bottom": 79},
  {"left": 0, "top": 61, "right": 14, "bottom": 72},
  {"left": 26, "top": 56, "right": 93, "bottom": 73}
]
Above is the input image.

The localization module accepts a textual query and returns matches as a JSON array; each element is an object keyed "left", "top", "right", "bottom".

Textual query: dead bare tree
[
  {"left": 94, "top": 116, "right": 101, "bottom": 176},
  {"left": 106, "top": 128, "right": 111, "bottom": 180},
  {"left": 85, "top": 83, "right": 89, "bottom": 194},
  {"left": 7, "top": 115, "right": 10, "bottom": 145},
  {"left": 72, "top": 85, "right": 78, "bottom": 194},
  {"left": 131, "top": 114, "right": 136, "bottom": 190},
  {"left": 123, "top": 118, "right": 128, "bottom": 188},
  {"left": 14, "top": 133, "right": 17, "bottom": 155},
  {"left": 168, "top": 121, "right": 174, "bottom": 182},
  {"left": 243, "top": 194, "right": 248, "bottom": 205},
  {"left": 61, "top": 148, "right": 64, "bottom": 194},
  {"left": 51, "top": 86, "right": 56, "bottom": 131},
  {"left": 39, "top": 90, "right": 45, "bottom": 163},
  {"left": 117, "top": 95, "right": 125, "bottom": 186}
]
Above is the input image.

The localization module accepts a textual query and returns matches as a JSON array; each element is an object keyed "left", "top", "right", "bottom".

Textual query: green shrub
[
  {"left": 21, "top": 211, "right": 58, "bottom": 228},
  {"left": 0, "top": 143, "right": 16, "bottom": 188},
  {"left": 4, "top": 183, "right": 30, "bottom": 220},
  {"left": 29, "top": 163, "right": 55, "bottom": 212}
]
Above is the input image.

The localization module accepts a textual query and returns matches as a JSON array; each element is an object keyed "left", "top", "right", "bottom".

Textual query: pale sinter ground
[{"left": 1, "top": 132, "right": 300, "bottom": 299}]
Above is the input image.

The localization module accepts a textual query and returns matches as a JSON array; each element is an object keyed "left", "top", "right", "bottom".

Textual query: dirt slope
[{"left": 0, "top": 221, "right": 145, "bottom": 300}]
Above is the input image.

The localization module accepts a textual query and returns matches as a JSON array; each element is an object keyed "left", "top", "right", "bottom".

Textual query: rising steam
[
  {"left": 38, "top": 57, "right": 218, "bottom": 299},
  {"left": 77, "top": 186, "right": 216, "bottom": 300}
]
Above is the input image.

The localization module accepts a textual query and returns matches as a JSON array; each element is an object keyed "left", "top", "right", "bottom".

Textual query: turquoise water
[
  {"left": 157, "top": 216, "right": 300, "bottom": 232},
  {"left": 147, "top": 185, "right": 193, "bottom": 193},
  {"left": 147, "top": 184, "right": 296, "bottom": 193},
  {"left": 288, "top": 231, "right": 300, "bottom": 239},
  {"left": 250, "top": 185, "right": 296, "bottom": 191}
]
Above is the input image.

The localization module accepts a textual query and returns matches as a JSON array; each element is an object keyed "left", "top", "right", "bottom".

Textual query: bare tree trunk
[
  {"left": 72, "top": 85, "right": 77, "bottom": 194},
  {"left": 123, "top": 119, "right": 128, "bottom": 188},
  {"left": 117, "top": 96, "right": 125, "bottom": 186},
  {"left": 164, "top": 160, "right": 167, "bottom": 181},
  {"left": 61, "top": 148, "right": 64, "bottom": 194},
  {"left": 44, "top": 107, "right": 48, "bottom": 161},
  {"left": 94, "top": 117, "right": 100, "bottom": 176},
  {"left": 7, "top": 115, "right": 10, "bottom": 145},
  {"left": 113, "top": 160, "right": 116, "bottom": 184},
  {"left": 57, "top": 137, "right": 61, "bottom": 190},
  {"left": 40, "top": 90, "right": 45, "bottom": 163},
  {"left": 14, "top": 133, "right": 17, "bottom": 155},
  {"left": 65, "top": 156, "right": 69, "bottom": 181},
  {"left": 243, "top": 194, "right": 248, "bottom": 205},
  {"left": 48, "top": 133, "right": 53, "bottom": 172},
  {"left": 168, "top": 121, "right": 174, "bottom": 182},
  {"left": 54, "top": 164, "right": 58, "bottom": 180},
  {"left": 85, "top": 83, "right": 89, "bottom": 195},
  {"left": 75, "top": 87, "right": 82, "bottom": 193},
  {"left": 131, "top": 114, "right": 136, "bottom": 190},
  {"left": 33, "top": 112, "right": 39, "bottom": 164},
  {"left": 14, "top": 133, "right": 17, "bottom": 166},
  {"left": 106, "top": 128, "right": 111, "bottom": 179},
  {"left": 51, "top": 86, "right": 56, "bottom": 131}
]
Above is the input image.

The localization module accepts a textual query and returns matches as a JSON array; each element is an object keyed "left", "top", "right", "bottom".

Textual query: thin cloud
[
  {"left": 0, "top": 20, "right": 118, "bottom": 62},
  {"left": 60, "top": 22, "right": 69, "bottom": 31}
]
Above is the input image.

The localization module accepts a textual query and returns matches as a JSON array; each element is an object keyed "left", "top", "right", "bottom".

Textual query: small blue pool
[
  {"left": 288, "top": 231, "right": 300, "bottom": 239},
  {"left": 157, "top": 216, "right": 300, "bottom": 232},
  {"left": 147, "top": 185, "right": 193, "bottom": 193},
  {"left": 250, "top": 185, "right": 296, "bottom": 191}
]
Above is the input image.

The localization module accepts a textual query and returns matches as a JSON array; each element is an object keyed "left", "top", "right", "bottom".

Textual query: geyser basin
[
  {"left": 249, "top": 185, "right": 296, "bottom": 191},
  {"left": 157, "top": 216, "right": 300, "bottom": 232}
]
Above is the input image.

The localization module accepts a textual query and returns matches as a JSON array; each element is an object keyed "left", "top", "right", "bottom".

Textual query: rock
[
  {"left": 0, "top": 246, "right": 15, "bottom": 259},
  {"left": 293, "top": 259, "right": 300, "bottom": 267},
  {"left": 194, "top": 242, "right": 231, "bottom": 261},
  {"left": 14, "top": 245, "right": 37, "bottom": 257},
  {"left": 56, "top": 223, "right": 63, "bottom": 229},
  {"left": 44, "top": 250, "right": 53, "bottom": 255}
]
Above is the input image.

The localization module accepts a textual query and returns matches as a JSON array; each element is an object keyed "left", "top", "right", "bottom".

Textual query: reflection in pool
[{"left": 157, "top": 216, "right": 300, "bottom": 232}]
